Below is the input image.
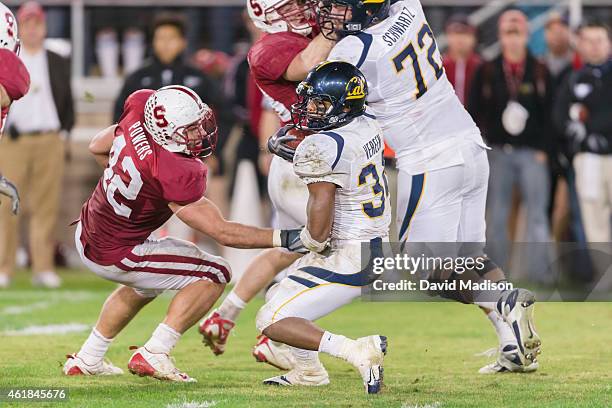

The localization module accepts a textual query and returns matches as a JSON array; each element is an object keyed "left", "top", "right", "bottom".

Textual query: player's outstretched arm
[
  {"left": 170, "top": 197, "right": 304, "bottom": 251},
  {"left": 284, "top": 33, "right": 336, "bottom": 82},
  {"left": 89, "top": 125, "right": 117, "bottom": 168}
]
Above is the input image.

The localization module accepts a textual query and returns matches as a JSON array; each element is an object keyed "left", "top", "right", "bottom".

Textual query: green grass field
[{"left": 1, "top": 269, "right": 611, "bottom": 408}]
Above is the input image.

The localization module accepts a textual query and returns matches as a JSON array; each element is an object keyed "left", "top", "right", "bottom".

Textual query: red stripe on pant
[
  {"left": 115, "top": 262, "right": 224, "bottom": 284},
  {"left": 123, "top": 252, "right": 231, "bottom": 282}
]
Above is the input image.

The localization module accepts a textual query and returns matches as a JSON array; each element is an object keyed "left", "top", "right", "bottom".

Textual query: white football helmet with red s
[
  {"left": 247, "top": 0, "right": 316, "bottom": 35},
  {"left": 144, "top": 85, "right": 218, "bottom": 158},
  {"left": 0, "top": 2, "right": 19, "bottom": 54}
]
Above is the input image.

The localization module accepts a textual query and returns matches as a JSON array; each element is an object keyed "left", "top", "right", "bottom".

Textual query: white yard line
[
  {"left": 1, "top": 291, "right": 101, "bottom": 316},
  {"left": 166, "top": 401, "right": 218, "bottom": 408},
  {"left": 3, "top": 323, "right": 90, "bottom": 336}
]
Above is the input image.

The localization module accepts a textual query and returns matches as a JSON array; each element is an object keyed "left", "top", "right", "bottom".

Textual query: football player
[
  {"left": 257, "top": 61, "right": 389, "bottom": 393},
  {"left": 63, "top": 86, "right": 305, "bottom": 382},
  {"left": 0, "top": 2, "right": 30, "bottom": 218},
  {"left": 318, "top": 0, "right": 541, "bottom": 373},
  {"left": 199, "top": 0, "right": 336, "bottom": 373}
]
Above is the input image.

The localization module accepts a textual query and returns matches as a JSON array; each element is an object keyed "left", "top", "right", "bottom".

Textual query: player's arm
[
  {"left": 89, "top": 125, "right": 117, "bottom": 168},
  {"left": 169, "top": 198, "right": 304, "bottom": 251},
  {"left": 305, "top": 182, "right": 336, "bottom": 242},
  {"left": 284, "top": 33, "right": 336, "bottom": 82},
  {"left": 0, "top": 83, "right": 10, "bottom": 108}
]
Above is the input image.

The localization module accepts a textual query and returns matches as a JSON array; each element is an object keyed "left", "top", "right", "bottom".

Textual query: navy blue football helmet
[
  {"left": 317, "top": 0, "right": 390, "bottom": 39},
  {"left": 291, "top": 61, "right": 368, "bottom": 131}
]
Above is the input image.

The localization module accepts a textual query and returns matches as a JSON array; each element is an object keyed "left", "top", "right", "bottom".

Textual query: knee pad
[{"left": 255, "top": 303, "right": 275, "bottom": 333}]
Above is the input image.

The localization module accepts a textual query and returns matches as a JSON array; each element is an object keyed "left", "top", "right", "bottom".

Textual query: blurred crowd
[{"left": 0, "top": 2, "right": 610, "bottom": 289}]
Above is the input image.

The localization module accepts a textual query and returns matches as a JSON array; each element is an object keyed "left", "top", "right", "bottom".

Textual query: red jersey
[
  {"left": 79, "top": 89, "right": 207, "bottom": 266},
  {"left": 248, "top": 32, "right": 311, "bottom": 125},
  {"left": 0, "top": 49, "right": 30, "bottom": 131}
]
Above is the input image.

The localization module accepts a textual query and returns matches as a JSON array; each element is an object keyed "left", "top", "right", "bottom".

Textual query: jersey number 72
[{"left": 392, "top": 23, "right": 444, "bottom": 100}]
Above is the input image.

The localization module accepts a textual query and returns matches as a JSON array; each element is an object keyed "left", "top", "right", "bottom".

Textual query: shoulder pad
[{"left": 293, "top": 132, "right": 344, "bottom": 178}]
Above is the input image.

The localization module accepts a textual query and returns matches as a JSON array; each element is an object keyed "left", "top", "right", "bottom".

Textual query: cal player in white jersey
[
  {"left": 256, "top": 61, "right": 389, "bottom": 394},
  {"left": 317, "top": 0, "right": 541, "bottom": 373}
]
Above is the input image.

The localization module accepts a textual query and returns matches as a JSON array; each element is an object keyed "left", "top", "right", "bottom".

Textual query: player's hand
[
  {"left": 0, "top": 175, "right": 19, "bottom": 215},
  {"left": 267, "top": 125, "right": 297, "bottom": 162},
  {"left": 277, "top": 228, "right": 308, "bottom": 254}
]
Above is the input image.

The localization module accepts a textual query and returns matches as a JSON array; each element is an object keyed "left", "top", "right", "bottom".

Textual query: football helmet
[
  {"left": 247, "top": 0, "right": 316, "bottom": 35},
  {"left": 291, "top": 61, "right": 367, "bottom": 131},
  {"left": 0, "top": 2, "right": 19, "bottom": 54},
  {"left": 144, "top": 85, "right": 217, "bottom": 158},
  {"left": 317, "top": 0, "right": 390, "bottom": 39}
]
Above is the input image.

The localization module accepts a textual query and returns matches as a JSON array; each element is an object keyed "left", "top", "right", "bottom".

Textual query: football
[{"left": 285, "top": 127, "right": 313, "bottom": 149}]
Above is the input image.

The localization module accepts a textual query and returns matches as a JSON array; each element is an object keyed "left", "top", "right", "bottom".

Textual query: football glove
[
  {"left": 267, "top": 125, "right": 297, "bottom": 162},
  {"left": 0, "top": 175, "right": 19, "bottom": 215},
  {"left": 276, "top": 228, "right": 308, "bottom": 254}
]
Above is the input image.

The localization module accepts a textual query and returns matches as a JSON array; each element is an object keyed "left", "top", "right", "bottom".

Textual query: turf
[{"left": 0, "top": 269, "right": 611, "bottom": 408}]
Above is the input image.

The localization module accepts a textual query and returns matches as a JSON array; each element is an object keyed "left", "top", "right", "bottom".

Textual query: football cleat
[
  {"left": 478, "top": 344, "right": 539, "bottom": 374},
  {"left": 252, "top": 335, "right": 295, "bottom": 371},
  {"left": 497, "top": 289, "right": 542, "bottom": 366},
  {"left": 199, "top": 310, "right": 235, "bottom": 355},
  {"left": 63, "top": 353, "right": 124, "bottom": 376},
  {"left": 263, "top": 364, "right": 330, "bottom": 387},
  {"left": 345, "top": 335, "right": 387, "bottom": 394},
  {"left": 127, "top": 346, "right": 196, "bottom": 382}
]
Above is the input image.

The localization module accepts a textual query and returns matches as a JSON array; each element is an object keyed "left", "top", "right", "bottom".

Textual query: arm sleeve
[
  {"left": 0, "top": 49, "right": 30, "bottom": 101},
  {"left": 249, "top": 33, "right": 310, "bottom": 82},
  {"left": 293, "top": 133, "right": 350, "bottom": 188},
  {"left": 160, "top": 165, "right": 208, "bottom": 206}
]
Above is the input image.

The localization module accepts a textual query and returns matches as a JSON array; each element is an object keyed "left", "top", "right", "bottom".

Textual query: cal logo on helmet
[{"left": 346, "top": 77, "right": 366, "bottom": 100}]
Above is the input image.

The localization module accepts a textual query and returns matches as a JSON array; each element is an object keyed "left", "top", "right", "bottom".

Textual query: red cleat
[{"left": 199, "top": 310, "right": 235, "bottom": 355}]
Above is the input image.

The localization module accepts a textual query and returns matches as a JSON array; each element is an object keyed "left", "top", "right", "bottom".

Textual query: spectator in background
[
  {"left": 554, "top": 21, "right": 612, "bottom": 243},
  {"left": 113, "top": 13, "right": 223, "bottom": 124},
  {"left": 469, "top": 9, "right": 553, "bottom": 282},
  {"left": 442, "top": 14, "right": 482, "bottom": 105},
  {"left": 0, "top": 1, "right": 74, "bottom": 288},
  {"left": 544, "top": 13, "right": 574, "bottom": 87}
]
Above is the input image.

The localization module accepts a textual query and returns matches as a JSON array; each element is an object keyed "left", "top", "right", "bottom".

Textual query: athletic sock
[
  {"left": 217, "top": 291, "right": 247, "bottom": 322},
  {"left": 486, "top": 310, "right": 517, "bottom": 348},
  {"left": 78, "top": 328, "right": 113, "bottom": 365},
  {"left": 318, "top": 331, "right": 354, "bottom": 360},
  {"left": 292, "top": 347, "right": 322, "bottom": 371},
  {"left": 144, "top": 323, "right": 181, "bottom": 355}
]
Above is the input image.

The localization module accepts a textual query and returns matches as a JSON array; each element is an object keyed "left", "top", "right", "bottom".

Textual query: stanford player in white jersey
[
  {"left": 199, "top": 0, "right": 336, "bottom": 376},
  {"left": 63, "top": 85, "right": 306, "bottom": 382},
  {"left": 0, "top": 3, "right": 30, "bottom": 219}
]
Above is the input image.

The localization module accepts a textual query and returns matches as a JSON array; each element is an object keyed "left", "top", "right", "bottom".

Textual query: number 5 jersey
[
  {"left": 328, "top": 0, "right": 487, "bottom": 175},
  {"left": 79, "top": 89, "right": 207, "bottom": 266}
]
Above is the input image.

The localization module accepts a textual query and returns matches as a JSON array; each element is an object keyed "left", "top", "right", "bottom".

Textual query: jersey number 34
[{"left": 392, "top": 23, "right": 444, "bottom": 100}]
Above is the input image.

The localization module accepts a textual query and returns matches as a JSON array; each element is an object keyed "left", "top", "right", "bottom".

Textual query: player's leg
[
  {"left": 256, "top": 250, "right": 387, "bottom": 394},
  {"left": 458, "top": 144, "right": 540, "bottom": 372},
  {"left": 65, "top": 285, "right": 154, "bottom": 376},
  {"left": 122, "top": 237, "right": 230, "bottom": 382}
]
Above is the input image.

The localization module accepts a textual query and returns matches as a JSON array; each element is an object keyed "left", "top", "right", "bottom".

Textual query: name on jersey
[
  {"left": 363, "top": 134, "right": 382, "bottom": 160},
  {"left": 128, "top": 121, "right": 153, "bottom": 160},
  {"left": 382, "top": 7, "right": 417, "bottom": 47}
]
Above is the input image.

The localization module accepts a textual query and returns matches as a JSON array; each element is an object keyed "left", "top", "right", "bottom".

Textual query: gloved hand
[
  {"left": 0, "top": 175, "right": 19, "bottom": 215},
  {"left": 267, "top": 125, "right": 297, "bottom": 162},
  {"left": 275, "top": 228, "right": 308, "bottom": 254}
]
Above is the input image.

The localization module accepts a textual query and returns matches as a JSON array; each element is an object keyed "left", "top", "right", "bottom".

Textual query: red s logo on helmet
[
  {"left": 153, "top": 105, "right": 168, "bottom": 128},
  {"left": 5, "top": 12, "right": 15, "bottom": 38},
  {"left": 250, "top": 0, "right": 263, "bottom": 17}
]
